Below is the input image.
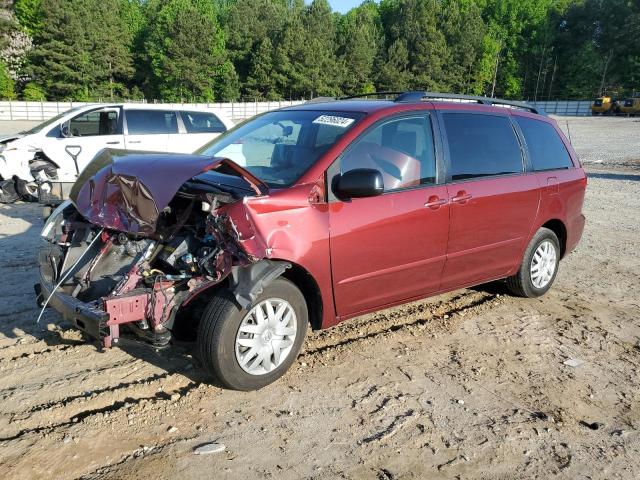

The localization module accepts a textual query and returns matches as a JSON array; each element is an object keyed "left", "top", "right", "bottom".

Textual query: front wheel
[
  {"left": 506, "top": 227, "right": 560, "bottom": 298},
  {"left": 197, "top": 278, "right": 308, "bottom": 390}
]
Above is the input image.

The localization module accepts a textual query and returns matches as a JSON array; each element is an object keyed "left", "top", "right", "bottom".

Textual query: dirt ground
[{"left": 0, "top": 116, "right": 639, "bottom": 479}]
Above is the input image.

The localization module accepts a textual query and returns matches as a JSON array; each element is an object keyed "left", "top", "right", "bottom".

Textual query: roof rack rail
[
  {"left": 394, "top": 91, "right": 545, "bottom": 115},
  {"left": 305, "top": 96, "right": 337, "bottom": 104},
  {"left": 341, "top": 91, "right": 406, "bottom": 100}
]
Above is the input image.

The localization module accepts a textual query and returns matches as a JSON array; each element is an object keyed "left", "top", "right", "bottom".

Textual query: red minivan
[{"left": 36, "top": 92, "right": 586, "bottom": 390}]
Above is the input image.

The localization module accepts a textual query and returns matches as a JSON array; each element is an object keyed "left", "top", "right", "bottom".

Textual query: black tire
[
  {"left": 506, "top": 227, "right": 560, "bottom": 298},
  {"left": 197, "top": 278, "right": 308, "bottom": 391},
  {"left": 0, "top": 178, "right": 19, "bottom": 203}
]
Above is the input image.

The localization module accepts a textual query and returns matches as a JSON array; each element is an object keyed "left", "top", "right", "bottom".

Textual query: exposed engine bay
[{"left": 35, "top": 150, "right": 288, "bottom": 348}]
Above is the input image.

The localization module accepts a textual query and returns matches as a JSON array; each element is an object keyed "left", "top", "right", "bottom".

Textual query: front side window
[
  {"left": 197, "top": 110, "right": 363, "bottom": 187},
  {"left": 181, "top": 111, "right": 226, "bottom": 133},
  {"left": 126, "top": 110, "right": 178, "bottom": 135},
  {"left": 515, "top": 117, "right": 573, "bottom": 171},
  {"left": 336, "top": 115, "right": 436, "bottom": 192},
  {"left": 443, "top": 113, "right": 522, "bottom": 181},
  {"left": 69, "top": 109, "right": 119, "bottom": 137}
]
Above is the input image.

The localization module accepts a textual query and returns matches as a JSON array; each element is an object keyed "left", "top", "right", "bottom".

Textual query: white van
[{"left": 0, "top": 104, "right": 234, "bottom": 202}]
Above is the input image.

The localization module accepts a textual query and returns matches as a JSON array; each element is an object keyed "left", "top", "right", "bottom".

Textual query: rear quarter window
[
  {"left": 515, "top": 117, "right": 573, "bottom": 171},
  {"left": 181, "top": 111, "right": 226, "bottom": 133},
  {"left": 442, "top": 113, "right": 523, "bottom": 181}
]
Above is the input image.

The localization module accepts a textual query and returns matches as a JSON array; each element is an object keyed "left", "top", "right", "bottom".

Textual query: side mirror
[
  {"left": 60, "top": 122, "right": 71, "bottom": 138},
  {"left": 333, "top": 168, "right": 384, "bottom": 199}
]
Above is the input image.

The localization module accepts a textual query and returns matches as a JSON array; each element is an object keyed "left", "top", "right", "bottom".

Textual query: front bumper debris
[{"left": 35, "top": 245, "right": 172, "bottom": 348}]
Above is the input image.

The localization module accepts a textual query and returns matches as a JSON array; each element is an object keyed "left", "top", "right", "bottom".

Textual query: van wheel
[
  {"left": 197, "top": 278, "right": 308, "bottom": 391},
  {"left": 506, "top": 228, "right": 560, "bottom": 298}
]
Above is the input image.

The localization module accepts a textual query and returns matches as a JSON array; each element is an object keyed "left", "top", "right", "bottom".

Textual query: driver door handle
[
  {"left": 425, "top": 196, "right": 448, "bottom": 210},
  {"left": 106, "top": 141, "right": 120, "bottom": 145}
]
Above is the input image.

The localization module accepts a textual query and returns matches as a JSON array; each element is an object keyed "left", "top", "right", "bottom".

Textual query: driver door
[
  {"left": 328, "top": 114, "right": 449, "bottom": 317},
  {"left": 42, "top": 107, "right": 123, "bottom": 180}
]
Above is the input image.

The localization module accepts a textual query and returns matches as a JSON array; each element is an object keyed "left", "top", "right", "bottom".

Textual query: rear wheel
[
  {"left": 197, "top": 278, "right": 308, "bottom": 390},
  {"left": 506, "top": 227, "right": 560, "bottom": 298}
]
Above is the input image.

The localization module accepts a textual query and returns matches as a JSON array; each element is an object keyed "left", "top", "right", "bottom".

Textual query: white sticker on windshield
[{"left": 312, "top": 115, "right": 355, "bottom": 128}]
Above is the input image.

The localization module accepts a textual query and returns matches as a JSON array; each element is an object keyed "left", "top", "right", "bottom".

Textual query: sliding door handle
[{"left": 451, "top": 191, "right": 472, "bottom": 204}]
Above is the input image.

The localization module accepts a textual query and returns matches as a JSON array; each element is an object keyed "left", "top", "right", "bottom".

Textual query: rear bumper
[
  {"left": 566, "top": 213, "right": 586, "bottom": 255},
  {"left": 35, "top": 245, "right": 109, "bottom": 343}
]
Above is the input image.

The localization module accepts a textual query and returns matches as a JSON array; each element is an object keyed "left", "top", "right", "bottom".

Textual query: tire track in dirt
[
  {"left": 302, "top": 291, "right": 499, "bottom": 358},
  {"left": 0, "top": 380, "right": 200, "bottom": 443},
  {"left": 76, "top": 435, "right": 199, "bottom": 480}
]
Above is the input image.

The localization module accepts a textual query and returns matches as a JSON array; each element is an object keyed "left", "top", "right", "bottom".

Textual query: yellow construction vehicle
[
  {"left": 591, "top": 96, "right": 614, "bottom": 115},
  {"left": 619, "top": 97, "right": 640, "bottom": 116}
]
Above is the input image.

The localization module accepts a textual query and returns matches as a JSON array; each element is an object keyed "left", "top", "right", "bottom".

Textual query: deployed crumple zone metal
[{"left": 35, "top": 149, "right": 284, "bottom": 348}]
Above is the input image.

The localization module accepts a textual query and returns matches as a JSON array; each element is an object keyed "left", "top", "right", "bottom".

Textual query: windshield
[
  {"left": 20, "top": 106, "right": 86, "bottom": 135},
  {"left": 197, "top": 110, "right": 364, "bottom": 187}
]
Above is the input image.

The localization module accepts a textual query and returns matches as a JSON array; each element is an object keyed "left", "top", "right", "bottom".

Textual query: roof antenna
[{"left": 565, "top": 120, "right": 573, "bottom": 145}]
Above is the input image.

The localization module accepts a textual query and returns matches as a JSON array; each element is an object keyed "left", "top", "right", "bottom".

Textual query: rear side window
[
  {"left": 515, "top": 117, "right": 573, "bottom": 171},
  {"left": 126, "top": 110, "right": 178, "bottom": 135},
  {"left": 443, "top": 113, "right": 522, "bottom": 181},
  {"left": 181, "top": 111, "right": 226, "bottom": 133}
]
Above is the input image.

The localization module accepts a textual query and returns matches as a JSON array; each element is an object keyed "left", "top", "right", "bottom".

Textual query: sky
[{"left": 327, "top": 0, "right": 371, "bottom": 13}]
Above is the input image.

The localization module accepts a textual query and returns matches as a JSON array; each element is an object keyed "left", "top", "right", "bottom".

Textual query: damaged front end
[{"left": 35, "top": 149, "right": 286, "bottom": 348}]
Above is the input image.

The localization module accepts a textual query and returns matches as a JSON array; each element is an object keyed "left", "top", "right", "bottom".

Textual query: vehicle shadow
[
  {"left": 587, "top": 172, "right": 640, "bottom": 182},
  {"left": 470, "top": 280, "right": 511, "bottom": 295}
]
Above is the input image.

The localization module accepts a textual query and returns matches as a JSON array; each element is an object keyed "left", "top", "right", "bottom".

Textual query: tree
[
  {"left": 336, "top": 0, "right": 382, "bottom": 95},
  {"left": 0, "top": 61, "right": 16, "bottom": 99},
  {"left": 14, "top": 0, "right": 44, "bottom": 36},
  {"left": 21, "top": 81, "right": 45, "bottom": 100},
  {"left": 376, "top": 0, "right": 451, "bottom": 91},
  {"left": 28, "top": 0, "right": 136, "bottom": 100},
  {"left": 143, "top": 0, "right": 238, "bottom": 101},
  {"left": 224, "top": 0, "right": 289, "bottom": 92},
  {"left": 245, "top": 37, "right": 279, "bottom": 99}
]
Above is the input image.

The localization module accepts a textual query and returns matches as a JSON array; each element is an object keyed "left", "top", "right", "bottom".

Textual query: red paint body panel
[
  {"left": 441, "top": 174, "right": 541, "bottom": 290},
  {"left": 228, "top": 101, "right": 587, "bottom": 329},
  {"left": 329, "top": 186, "right": 449, "bottom": 317},
  {"left": 65, "top": 100, "right": 585, "bottom": 333}
]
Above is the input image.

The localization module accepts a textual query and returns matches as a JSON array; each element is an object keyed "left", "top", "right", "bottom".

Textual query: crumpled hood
[
  {"left": 0, "top": 133, "right": 24, "bottom": 145},
  {"left": 69, "top": 149, "right": 267, "bottom": 235}
]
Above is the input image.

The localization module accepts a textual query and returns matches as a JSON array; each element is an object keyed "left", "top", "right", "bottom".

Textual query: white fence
[
  {"left": 0, "top": 99, "right": 596, "bottom": 121},
  {"left": 0, "top": 100, "right": 306, "bottom": 122},
  {"left": 530, "top": 100, "right": 593, "bottom": 116}
]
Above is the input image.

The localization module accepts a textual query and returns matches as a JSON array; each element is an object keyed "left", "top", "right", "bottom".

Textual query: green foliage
[
  {"left": 14, "top": 0, "right": 44, "bottom": 36},
  {"left": 142, "top": 0, "right": 237, "bottom": 101},
  {"left": 0, "top": 62, "right": 16, "bottom": 99},
  {"left": 6, "top": 0, "right": 640, "bottom": 101},
  {"left": 28, "top": 0, "right": 136, "bottom": 101},
  {"left": 21, "top": 82, "right": 46, "bottom": 100}
]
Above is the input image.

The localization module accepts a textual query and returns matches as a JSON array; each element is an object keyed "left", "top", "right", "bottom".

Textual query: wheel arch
[
  {"left": 277, "top": 260, "right": 323, "bottom": 331},
  {"left": 540, "top": 218, "right": 567, "bottom": 258},
  {"left": 174, "top": 259, "right": 323, "bottom": 334}
]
